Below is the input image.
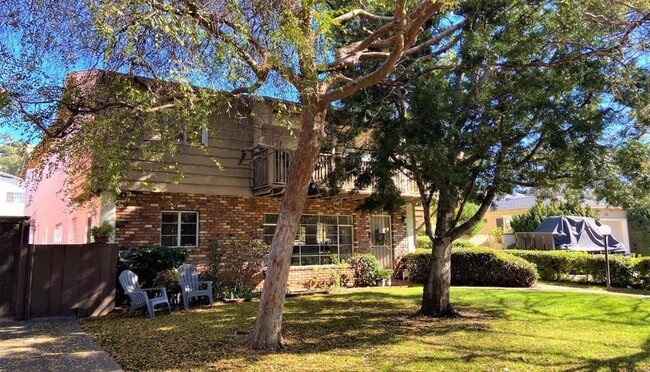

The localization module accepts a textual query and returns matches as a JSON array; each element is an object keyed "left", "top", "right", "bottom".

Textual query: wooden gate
[
  {"left": 0, "top": 217, "right": 29, "bottom": 317},
  {"left": 25, "top": 244, "right": 118, "bottom": 319},
  {"left": 370, "top": 215, "right": 393, "bottom": 269}
]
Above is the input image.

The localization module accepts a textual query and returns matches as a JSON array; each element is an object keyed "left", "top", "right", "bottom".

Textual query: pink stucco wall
[{"left": 25, "top": 159, "right": 102, "bottom": 244}]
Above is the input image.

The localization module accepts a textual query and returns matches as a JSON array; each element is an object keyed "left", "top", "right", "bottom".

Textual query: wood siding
[{"left": 122, "top": 101, "right": 298, "bottom": 197}]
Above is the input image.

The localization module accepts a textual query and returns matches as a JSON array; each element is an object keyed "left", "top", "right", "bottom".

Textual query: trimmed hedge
[
  {"left": 506, "top": 250, "right": 585, "bottom": 281},
  {"left": 508, "top": 250, "right": 650, "bottom": 289},
  {"left": 395, "top": 248, "right": 537, "bottom": 287}
]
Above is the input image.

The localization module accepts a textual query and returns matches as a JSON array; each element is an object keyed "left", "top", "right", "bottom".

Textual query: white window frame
[
  {"left": 263, "top": 214, "right": 354, "bottom": 266},
  {"left": 160, "top": 211, "right": 199, "bottom": 248},
  {"left": 53, "top": 223, "right": 63, "bottom": 244},
  {"left": 69, "top": 217, "right": 77, "bottom": 242},
  {"left": 6, "top": 192, "right": 24, "bottom": 203},
  {"left": 176, "top": 128, "right": 209, "bottom": 146}
]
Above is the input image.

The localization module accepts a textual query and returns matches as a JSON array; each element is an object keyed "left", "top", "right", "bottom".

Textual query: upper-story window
[
  {"left": 177, "top": 128, "right": 209, "bottom": 146},
  {"left": 263, "top": 214, "right": 353, "bottom": 266},
  {"left": 6, "top": 192, "right": 24, "bottom": 203},
  {"left": 161, "top": 211, "right": 199, "bottom": 247}
]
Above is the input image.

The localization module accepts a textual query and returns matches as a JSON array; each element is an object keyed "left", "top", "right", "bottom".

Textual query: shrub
[
  {"left": 452, "top": 239, "right": 475, "bottom": 250},
  {"left": 119, "top": 245, "right": 186, "bottom": 287},
  {"left": 633, "top": 257, "right": 650, "bottom": 289},
  {"left": 154, "top": 268, "right": 180, "bottom": 289},
  {"left": 507, "top": 250, "right": 587, "bottom": 281},
  {"left": 395, "top": 248, "right": 537, "bottom": 287},
  {"left": 507, "top": 250, "right": 646, "bottom": 288},
  {"left": 348, "top": 255, "right": 382, "bottom": 286},
  {"left": 572, "top": 254, "right": 635, "bottom": 287},
  {"left": 212, "top": 239, "right": 269, "bottom": 287},
  {"left": 627, "top": 207, "right": 650, "bottom": 256},
  {"left": 451, "top": 248, "right": 538, "bottom": 287},
  {"left": 395, "top": 252, "right": 431, "bottom": 282}
]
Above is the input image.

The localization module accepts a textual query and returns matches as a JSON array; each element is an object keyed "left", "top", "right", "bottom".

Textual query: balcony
[{"left": 251, "top": 146, "right": 419, "bottom": 199}]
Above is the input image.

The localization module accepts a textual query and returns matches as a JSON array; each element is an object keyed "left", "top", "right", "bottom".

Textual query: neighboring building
[
  {"left": 0, "top": 171, "right": 25, "bottom": 217},
  {"left": 25, "top": 71, "right": 418, "bottom": 288},
  {"left": 473, "top": 194, "right": 630, "bottom": 252}
]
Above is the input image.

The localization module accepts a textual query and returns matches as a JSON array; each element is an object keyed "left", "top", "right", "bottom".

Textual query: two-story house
[
  {"left": 25, "top": 71, "right": 418, "bottom": 288},
  {"left": 0, "top": 171, "right": 25, "bottom": 217}
]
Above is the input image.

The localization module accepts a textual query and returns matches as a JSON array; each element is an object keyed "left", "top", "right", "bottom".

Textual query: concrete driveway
[{"left": 0, "top": 318, "right": 122, "bottom": 372}]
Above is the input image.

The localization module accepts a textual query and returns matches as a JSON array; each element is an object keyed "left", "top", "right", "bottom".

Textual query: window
[
  {"left": 53, "top": 223, "right": 63, "bottom": 244},
  {"left": 496, "top": 217, "right": 512, "bottom": 231},
  {"left": 161, "top": 211, "right": 199, "bottom": 247},
  {"left": 176, "top": 128, "right": 209, "bottom": 146},
  {"left": 69, "top": 218, "right": 77, "bottom": 242},
  {"left": 6, "top": 192, "right": 24, "bottom": 203},
  {"left": 263, "top": 214, "right": 353, "bottom": 266}
]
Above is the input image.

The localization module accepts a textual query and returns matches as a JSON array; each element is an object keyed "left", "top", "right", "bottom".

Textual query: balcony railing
[{"left": 252, "top": 147, "right": 419, "bottom": 198}]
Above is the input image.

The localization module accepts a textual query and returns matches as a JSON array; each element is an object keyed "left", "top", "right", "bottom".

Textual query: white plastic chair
[
  {"left": 119, "top": 270, "right": 171, "bottom": 318},
  {"left": 179, "top": 264, "right": 213, "bottom": 310}
]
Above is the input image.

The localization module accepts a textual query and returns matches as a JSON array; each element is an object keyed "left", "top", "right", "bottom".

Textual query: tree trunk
[
  {"left": 420, "top": 237, "right": 453, "bottom": 316},
  {"left": 246, "top": 106, "right": 327, "bottom": 350},
  {"left": 420, "top": 188, "right": 458, "bottom": 317}
]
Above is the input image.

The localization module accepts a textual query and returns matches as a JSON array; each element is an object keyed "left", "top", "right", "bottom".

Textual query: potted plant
[
  {"left": 376, "top": 269, "right": 393, "bottom": 287},
  {"left": 90, "top": 221, "right": 114, "bottom": 243}
]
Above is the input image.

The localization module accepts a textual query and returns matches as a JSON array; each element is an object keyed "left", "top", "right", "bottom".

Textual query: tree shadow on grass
[
  {"left": 79, "top": 289, "right": 650, "bottom": 371},
  {"left": 565, "top": 337, "right": 650, "bottom": 372}
]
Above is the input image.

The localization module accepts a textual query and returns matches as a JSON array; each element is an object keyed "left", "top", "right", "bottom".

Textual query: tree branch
[{"left": 334, "top": 9, "right": 393, "bottom": 23}]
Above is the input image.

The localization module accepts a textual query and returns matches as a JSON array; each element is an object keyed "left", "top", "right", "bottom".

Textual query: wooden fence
[
  {"left": 25, "top": 244, "right": 118, "bottom": 319},
  {"left": 515, "top": 232, "right": 556, "bottom": 250},
  {"left": 0, "top": 221, "right": 119, "bottom": 320}
]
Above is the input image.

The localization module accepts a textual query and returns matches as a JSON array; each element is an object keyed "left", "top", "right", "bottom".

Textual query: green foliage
[
  {"left": 416, "top": 235, "right": 431, "bottom": 250},
  {"left": 458, "top": 203, "right": 485, "bottom": 236},
  {"left": 451, "top": 239, "right": 475, "bottom": 250},
  {"left": 118, "top": 245, "right": 186, "bottom": 287},
  {"left": 348, "top": 255, "right": 382, "bottom": 287},
  {"left": 153, "top": 268, "right": 180, "bottom": 289},
  {"left": 506, "top": 250, "right": 586, "bottom": 281},
  {"left": 508, "top": 250, "right": 650, "bottom": 289},
  {"left": 451, "top": 248, "right": 538, "bottom": 287},
  {"left": 90, "top": 221, "right": 114, "bottom": 241},
  {"left": 510, "top": 201, "right": 597, "bottom": 233},
  {"left": 633, "top": 257, "right": 650, "bottom": 289},
  {"left": 0, "top": 136, "right": 25, "bottom": 176},
  {"left": 395, "top": 248, "right": 538, "bottom": 287},
  {"left": 377, "top": 269, "right": 393, "bottom": 280},
  {"left": 626, "top": 206, "right": 650, "bottom": 256},
  {"left": 594, "top": 140, "right": 650, "bottom": 208},
  {"left": 331, "top": 0, "right": 650, "bottom": 311},
  {"left": 221, "top": 285, "right": 261, "bottom": 301}
]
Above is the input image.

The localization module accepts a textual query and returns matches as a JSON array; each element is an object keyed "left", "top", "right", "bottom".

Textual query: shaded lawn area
[{"left": 80, "top": 287, "right": 650, "bottom": 371}]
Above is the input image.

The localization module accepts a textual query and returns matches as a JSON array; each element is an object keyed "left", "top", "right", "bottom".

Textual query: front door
[{"left": 370, "top": 215, "right": 393, "bottom": 269}]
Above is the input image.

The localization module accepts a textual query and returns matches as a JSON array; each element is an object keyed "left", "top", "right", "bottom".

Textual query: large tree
[
  {"left": 332, "top": 0, "right": 650, "bottom": 316},
  {"left": 0, "top": 135, "right": 26, "bottom": 176},
  {"left": 0, "top": 0, "right": 458, "bottom": 348}
]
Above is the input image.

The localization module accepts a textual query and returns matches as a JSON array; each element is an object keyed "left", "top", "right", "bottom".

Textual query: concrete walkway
[{"left": 0, "top": 318, "right": 122, "bottom": 372}]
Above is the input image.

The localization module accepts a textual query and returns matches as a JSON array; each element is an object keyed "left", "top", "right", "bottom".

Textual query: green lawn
[{"left": 80, "top": 287, "right": 650, "bottom": 371}]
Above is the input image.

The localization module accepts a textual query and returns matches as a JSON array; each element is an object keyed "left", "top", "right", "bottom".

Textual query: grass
[
  {"left": 80, "top": 287, "right": 650, "bottom": 371},
  {"left": 538, "top": 280, "right": 650, "bottom": 296}
]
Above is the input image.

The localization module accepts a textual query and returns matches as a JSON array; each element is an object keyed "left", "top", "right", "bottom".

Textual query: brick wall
[{"left": 114, "top": 191, "right": 407, "bottom": 288}]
